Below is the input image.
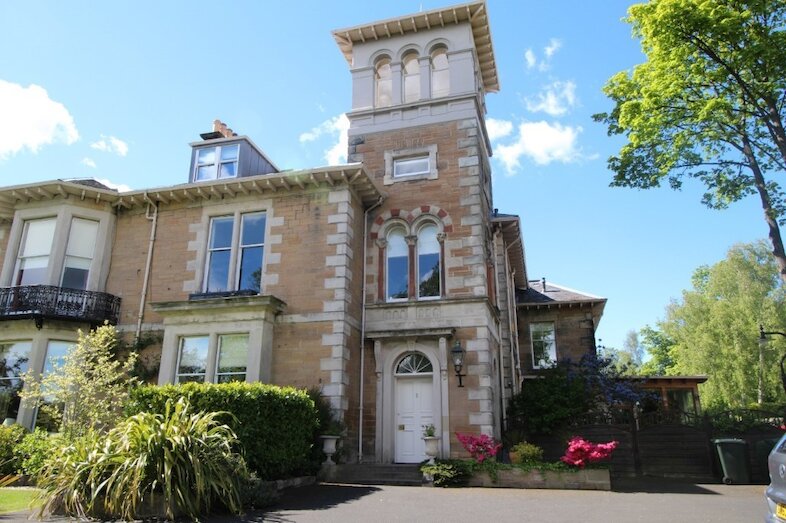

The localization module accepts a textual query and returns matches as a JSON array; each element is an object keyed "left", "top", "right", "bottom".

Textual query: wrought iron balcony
[{"left": 0, "top": 285, "right": 121, "bottom": 327}]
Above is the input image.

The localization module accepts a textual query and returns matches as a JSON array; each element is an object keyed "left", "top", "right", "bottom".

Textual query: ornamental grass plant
[{"left": 35, "top": 398, "right": 246, "bottom": 521}]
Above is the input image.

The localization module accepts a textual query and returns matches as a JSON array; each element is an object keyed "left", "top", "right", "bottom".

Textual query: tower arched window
[
  {"left": 431, "top": 47, "right": 449, "bottom": 98},
  {"left": 386, "top": 228, "right": 409, "bottom": 301},
  {"left": 375, "top": 57, "right": 393, "bottom": 108},
  {"left": 417, "top": 224, "right": 441, "bottom": 299},
  {"left": 402, "top": 52, "right": 420, "bottom": 103}
]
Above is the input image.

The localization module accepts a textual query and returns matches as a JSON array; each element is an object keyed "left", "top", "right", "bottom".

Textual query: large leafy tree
[
  {"left": 656, "top": 241, "right": 786, "bottom": 408},
  {"left": 595, "top": 0, "right": 786, "bottom": 280}
]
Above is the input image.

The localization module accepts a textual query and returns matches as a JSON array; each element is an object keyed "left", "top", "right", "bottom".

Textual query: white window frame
[
  {"left": 385, "top": 227, "right": 409, "bottom": 303},
  {"left": 383, "top": 144, "right": 438, "bottom": 186},
  {"left": 393, "top": 156, "right": 430, "bottom": 178},
  {"left": 194, "top": 143, "right": 240, "bottom": 182},
  {"left": 175, "top": 335, "right": 209, "bottom": 383},
  {"left": 2, "top": 206, "right": 111, "bottom": 291},
  {"left": 214, "top": 333, "right": 249, "bottom": 383},
  {"left": 14, "top": 217, "right": 57, "bottom": 286},
  {"left": 415, "top": 223, "right": 441, "bottom": 301},
  {"left": 202, "top": 211, "right": 266, "bottom": 294},
  {"left": 175, "top": 333, "right": 249, "bottom": 384},
  {"left": 530, "top": 322, "right": 557, "bottom": 369}
]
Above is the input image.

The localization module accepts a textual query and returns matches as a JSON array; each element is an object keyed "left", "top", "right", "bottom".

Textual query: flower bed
[{"left": 467, "top": 466, "right": 611, "bottom": 491}]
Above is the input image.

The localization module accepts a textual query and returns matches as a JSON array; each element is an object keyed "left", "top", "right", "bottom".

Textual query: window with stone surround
[
  {"left": 204, "top": 211, "right": 266, "bottom": 294},
  {"left": 0, "top": 340, "right": 31, "bottom": 423},
  {"left": 402, "top": 52, "right": 420, "bottom": 103},
  {"left": 176, "top": 333, "right": 249, "bottom": 384},
  {"left": 381, "top": 218, "right": 444, "bottom": 302},
  {"left": 431, "top": 47, "right": 450, "bottom": 98},
  {"left": 530, "top": 322, "right": 556, "bottom": 369},
  {"left": 417, "top": 224, "right": 440, "bottom": 299},
  {"left": 13, "top": 215, "right": 100, "bottom": 290},
  {"left": 386, "top": 227, "right": 409, "bottom": 302},
  {"left": 375, "top": 56, "right": 393, "bottom": 108},
  {"left": 383, "top": 144, "right": 438, "bottom": 186}
]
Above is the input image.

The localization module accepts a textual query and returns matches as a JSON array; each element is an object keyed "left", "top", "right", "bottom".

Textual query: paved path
[{"left": 1, "top": 479, "right": 767, "bottom": 522}]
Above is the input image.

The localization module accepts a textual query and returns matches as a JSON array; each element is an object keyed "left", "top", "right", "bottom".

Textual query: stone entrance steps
[{"left": 325, "top": 463, "right": 423, "bottom": 486}]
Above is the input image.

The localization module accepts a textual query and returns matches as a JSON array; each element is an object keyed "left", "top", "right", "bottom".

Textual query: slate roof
[{"left": 517, "top": 279, "right": 606, "bottom": 307}]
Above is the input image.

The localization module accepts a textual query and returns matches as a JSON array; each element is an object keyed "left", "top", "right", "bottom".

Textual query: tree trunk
[
  {"left": 742, "top": 133, "right": 786, "bottom": 283},
  {"left": 764, "top": 97, "right": 786, "bottom": 167}
]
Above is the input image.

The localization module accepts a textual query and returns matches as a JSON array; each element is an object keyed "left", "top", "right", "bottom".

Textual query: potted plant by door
[
  {"left": 422, "top": 424, "right": 440, "bottom": 464},
  {"left": 320, "top": 420, "right": 345, "bottom": 466}
]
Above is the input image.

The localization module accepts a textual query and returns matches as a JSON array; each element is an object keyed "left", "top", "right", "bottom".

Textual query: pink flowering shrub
[
  {"left": 455, "top": 432, "right": 502, "bottom": 463},
  {"left": 560, "top": 436, "right": 618, "bottom": 468}
]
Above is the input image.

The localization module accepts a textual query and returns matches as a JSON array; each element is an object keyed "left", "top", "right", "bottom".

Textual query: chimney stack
[{"left": 213, "top": 119, "right": 237, "bottom": 138}]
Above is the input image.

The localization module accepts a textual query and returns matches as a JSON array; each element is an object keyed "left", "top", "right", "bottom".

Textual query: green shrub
[
  {"left": 0, "top": 424, "right": 26, "bottom": 475},
  {"left": 127, "top": 382, "right": 319, "bottom": 479},
  {"left": 420, "top": 459, "right": 475, "bottom": 487},
  {"left": 510, "top": 441, "right": 544, "bottom": 463},
  {"left": 36, "top": 398, "right": 246, "bottom": 520},
  {"left": 14, "top": 429, "right": 63, "bottom": 478}
]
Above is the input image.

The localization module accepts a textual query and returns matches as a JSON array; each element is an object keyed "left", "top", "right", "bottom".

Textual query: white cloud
[
  {"left": 486, "top": 118, "right": 514, "bottom": 141},
  {"left": 525, "top": 81, "right": 577, "bottom": 116},
  {"left": 544, "top": 38, "right": 562, "bottom": 58},
  {"left": 523, "top": 38, "right": 563, "bottom": 72},
  {"left": 300, "top": 114, "right": 350, "bottom": 165},
  {"left": 90, "top": 135, "right": 128, "bottom": 157},
  {"left": 524, "top": 49, "right": 536, "bottom": 69},
  {"left": 95, "top": 178, "right": 131, "bottom": 192},
  {"left": 0, "top": 79, "right": 78, "bottom": 160},
  {"left": 81, "top": 157, "right": 96, "bottom": 168},
  {"left": 495, "top": 121, "right": 584, "bottom": 174}
]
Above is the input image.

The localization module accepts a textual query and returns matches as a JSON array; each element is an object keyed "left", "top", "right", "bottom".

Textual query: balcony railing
[{"left": 0, "top": 285, "right": 121, "bottom": 326}]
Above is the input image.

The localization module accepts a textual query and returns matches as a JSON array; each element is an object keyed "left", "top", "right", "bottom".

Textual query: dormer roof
[{"left": 332, "top": 1, "right": 499, "bottom": 93}]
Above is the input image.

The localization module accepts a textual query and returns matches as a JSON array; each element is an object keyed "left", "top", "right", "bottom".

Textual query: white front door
[{"left": 395, "top": 376, "right": 434, "bottom": 463}]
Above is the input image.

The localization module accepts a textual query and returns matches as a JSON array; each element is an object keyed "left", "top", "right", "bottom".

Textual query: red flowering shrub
[
  {"left": 560, "top": 436, "right": 618, "bottom": 468},
  {"left": 455, "top": 432, "right": 502, "bottom": 463}
]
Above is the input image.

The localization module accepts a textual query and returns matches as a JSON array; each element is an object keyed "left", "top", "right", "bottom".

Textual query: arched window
[
  {"left": 431, "top": 47, "right": 449, "bottom": 98},
  {"left": 402, "top": 52, "right": 420, "bottom": 103},
  {"left": 386, "top": 228, "right": 409, "bottom": 301},
  {"left": 417, "top": 224, "right": 441, "bottom": 299},
  {"left": 395, "top": 352, "right": 433, "bottom": 375},
  {"left": 375, "top": 57, "right": 393, "bottom": 108}
]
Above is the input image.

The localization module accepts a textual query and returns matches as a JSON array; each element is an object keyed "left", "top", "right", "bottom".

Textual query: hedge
[{"left": 126, "top": 382, "right": 318, "bottom": 480}]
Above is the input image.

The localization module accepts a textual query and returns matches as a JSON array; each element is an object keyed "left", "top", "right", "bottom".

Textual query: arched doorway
[{"left": 394, "top": 352, "right": 435, "bottom": 463}]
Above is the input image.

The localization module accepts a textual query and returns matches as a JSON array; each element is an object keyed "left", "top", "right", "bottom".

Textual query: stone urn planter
[
  {"left": 320, "top": 435, "right": 340, "bottom": 466},
  {"left": 423, "top": 436, "right": 441, "bottom": 464}
]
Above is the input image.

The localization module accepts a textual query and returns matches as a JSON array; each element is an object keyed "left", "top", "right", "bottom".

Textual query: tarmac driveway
[
  {"left": 238, "top": 478, "right": 765, "bottom": 523},
  {"left": 1, "top": 478, "right": 766, "bottom": 522}
]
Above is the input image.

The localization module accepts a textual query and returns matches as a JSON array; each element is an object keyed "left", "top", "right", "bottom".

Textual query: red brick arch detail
[{"left": 369, "top": 206, "right": 453, "bottom": 239}]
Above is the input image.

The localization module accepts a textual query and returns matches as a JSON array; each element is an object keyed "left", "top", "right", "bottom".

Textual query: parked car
[{"left": 766, "top": 433, "right": 786, "bottom": 522}]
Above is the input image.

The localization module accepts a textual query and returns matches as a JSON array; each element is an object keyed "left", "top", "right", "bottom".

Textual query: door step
[{"left": 324, "top": 463, "right": 424, "bottom": 486}]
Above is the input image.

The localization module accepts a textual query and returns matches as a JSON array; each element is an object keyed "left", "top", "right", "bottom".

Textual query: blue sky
[{"left": 0, "top": 1, "right": 768, "bottom": 352}]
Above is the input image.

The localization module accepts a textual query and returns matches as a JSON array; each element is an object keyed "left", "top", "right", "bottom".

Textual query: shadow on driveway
[
  {"left": 612, "top": 476, "right": 723, "bottom": 495},
  {"left": 219, "top": 484, "right": 381, "bottom": 523}
]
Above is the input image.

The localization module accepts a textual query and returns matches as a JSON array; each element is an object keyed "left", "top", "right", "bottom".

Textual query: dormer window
[{"left": 195, "top": 144, "right": 239, "bottom": 182}]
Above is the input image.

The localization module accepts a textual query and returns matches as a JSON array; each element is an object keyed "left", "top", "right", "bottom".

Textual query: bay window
[{"left": 176, "top": 333, "right": 248, "bottom": 384}]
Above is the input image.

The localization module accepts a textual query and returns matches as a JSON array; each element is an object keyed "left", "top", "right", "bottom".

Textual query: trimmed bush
[
  {"left": 510, "top": 442, "right": 544, "bottom": 464},
  {"left": 0, "top": 424, "right": 26, "bottom": 475},
  {"left": 127, "top": 382, "right": 319, "bottom": 479}
]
